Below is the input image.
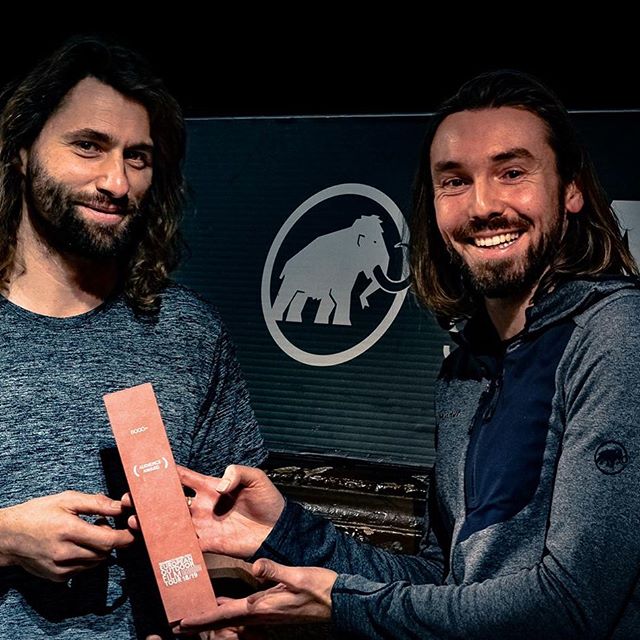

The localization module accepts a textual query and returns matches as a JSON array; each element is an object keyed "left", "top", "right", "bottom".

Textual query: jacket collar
[
  {"left": 526, "top": 275, "right": 640, "bottom": 333},
  {"left": 451, "top": 276, "right": 640, "bottom": 351}
]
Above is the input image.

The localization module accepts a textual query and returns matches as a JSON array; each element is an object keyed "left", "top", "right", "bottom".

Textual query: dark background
[
  {"left": 1, "top": 23, "right": 637, "bottom": 117},
  {"left": 2, "top": 22, "right": 637, "bottom": 465}
]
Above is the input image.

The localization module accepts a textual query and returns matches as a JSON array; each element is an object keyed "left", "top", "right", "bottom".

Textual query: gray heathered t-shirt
[{"left": 0, "top": 284, "right": 267, "bottom": 639}]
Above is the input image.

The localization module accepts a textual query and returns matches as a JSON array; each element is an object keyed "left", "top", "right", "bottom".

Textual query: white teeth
[{"left": 474, "top": 232, "right": 520, "bottom": 248}]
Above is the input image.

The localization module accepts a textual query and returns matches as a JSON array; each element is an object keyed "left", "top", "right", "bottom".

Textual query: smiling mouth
[
  {"left": 77, "top": 202, "right": 126, "bottom": 216},
  {"left": 471, "top": 231, "right": 522, "bottom": 249}
]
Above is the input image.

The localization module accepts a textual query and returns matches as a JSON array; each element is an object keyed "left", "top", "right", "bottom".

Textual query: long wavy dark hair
[
  {"left": 0, "top": 35, "right": 186, "bottom": 313},
  {"left": 411, "top": 69, "right": 638, "bottom": 325}
]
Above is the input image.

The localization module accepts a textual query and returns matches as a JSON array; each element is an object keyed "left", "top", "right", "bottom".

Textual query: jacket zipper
[{"left": 468, "top": 373, "right": 502, "bottom": 503}]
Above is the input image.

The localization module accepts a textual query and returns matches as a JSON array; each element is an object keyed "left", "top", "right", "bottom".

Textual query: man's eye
[
  {"left": 74, "top": 141, "right": 99, "bottom": 152},
  {"left": 125, "top": 151, "right": 151, "bottom": 168},
  {"left": 443, "top": 177, "right": 465, "bottom": 188},
  {"left": 504, "top": 169, "right": 523, "bottom": 180}
]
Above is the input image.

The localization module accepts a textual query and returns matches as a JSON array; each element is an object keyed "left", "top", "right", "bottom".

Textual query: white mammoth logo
[{"left": 272, "top": 215, "right": 409, "bottom": 326}]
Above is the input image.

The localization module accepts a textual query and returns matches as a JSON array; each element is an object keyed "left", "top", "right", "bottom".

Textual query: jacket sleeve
[
  {"left": 330, "top": 294, "right": 640, "bottom": 639},
  {"left": 253, "top": 492, "right": 447, "bottom": 587}
]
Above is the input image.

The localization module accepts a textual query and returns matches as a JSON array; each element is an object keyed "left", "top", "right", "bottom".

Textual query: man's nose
[
  {"left": 95, "top": 154, "right": 130, "bottom": 200},
  {"left": 470, "top": 179, "right": 505, "bottom": 219}
]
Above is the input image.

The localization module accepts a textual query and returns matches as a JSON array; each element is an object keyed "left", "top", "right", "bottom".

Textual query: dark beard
[
  {"left": 25, "top": 157, "right": 145, "bottom": 260},
  {"left": 451, "top": 210, "right": 563, "bottom": 299}
]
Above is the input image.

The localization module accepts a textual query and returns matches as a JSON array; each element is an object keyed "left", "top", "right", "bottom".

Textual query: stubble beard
[
  {"left": 24, "top": 157, "right": 146, "bottom": 261},
  {"left": 450, "top": 209, "right": 564, "bottom": 300}
]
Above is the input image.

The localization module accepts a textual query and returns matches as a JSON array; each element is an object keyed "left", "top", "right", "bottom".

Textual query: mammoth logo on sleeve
[
  {"left": 262, "top": 183, "right": 411, "bottom": 366},
  {"left": 594, "top": 440, "right": 629, "bottom": 475}
]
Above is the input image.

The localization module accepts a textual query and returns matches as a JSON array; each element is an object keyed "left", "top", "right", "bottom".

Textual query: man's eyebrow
[
  {"left": 432, "top": 148, "right": 535, "bottom": 174},
  {"left": 63, "top": 128, "right": 154, "bottom": 152},
  {"left": 491, "top": 147, "right": 534, "bottom": 163},
  {"left": 432, "top": 160, "right": 463, "bottom": 174}
]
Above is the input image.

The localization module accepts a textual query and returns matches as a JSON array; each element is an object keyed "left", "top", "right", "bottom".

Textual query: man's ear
[
  {"left": 17, "top": 149, "right": 28, "bottom": 176},
  {"left": 565, "top": 181, "right": 584, "bottom": 214}
]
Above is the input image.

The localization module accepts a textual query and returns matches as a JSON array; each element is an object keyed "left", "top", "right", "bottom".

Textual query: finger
[
  {"left": 217, "top": 465, "right": 270, "bottom": 494},
  {"left": 55, "top": 545, "right": 110, "bottom": 563},
  {"left": 179, "top": 599, "right": 252, "bottom": 631},
  {"left": 214, "top": 465, "right": 238, "bottom": 493},
  {"left": 59, "top": 491, "right": 125, "bottom": 517},
  {"left": 127, "top": 514, "right": 140, "bottom": 530},
  {"left": 177, "top": 465, "right": 219, "bottom": 493},
  {"left": 120, "top": 492, "right": 133, "bottom": 509},
  {"left": 69, "top": 518, "right": 135, "bottom": 552},
  {"left": 108, "top": 527, "right": 136, "bottom": 549},
  {"left": 212, "top": 628, "right": 245, "bottom": 639},
  {"left": 55, "top": 547, "right": 104, "bottom": 573},
  {"left": 251, "top": 559, "right": 294, "bottom": 586},
  {"left": 197, "top": 629, "right": 239, "bottom": 640},
  {"left": 171, "top": 623, "right": 217, "bottom": 638}
]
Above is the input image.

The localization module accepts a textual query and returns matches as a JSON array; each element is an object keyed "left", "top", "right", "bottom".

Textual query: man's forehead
[
  {"left": 42, "top": 76, "right": 152, "bottom": 145},
  {"left": 430, "top": 107, "right": 552, "bottom": 167}
]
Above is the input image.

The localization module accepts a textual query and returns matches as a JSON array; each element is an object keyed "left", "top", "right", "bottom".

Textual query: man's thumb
[{"left": 252, "top": 558, "right": 281, "bottom": 583}]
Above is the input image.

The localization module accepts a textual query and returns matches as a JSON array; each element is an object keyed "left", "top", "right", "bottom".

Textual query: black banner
[{"left": 176, "top": 112, "right": 640, "bottom": 467}]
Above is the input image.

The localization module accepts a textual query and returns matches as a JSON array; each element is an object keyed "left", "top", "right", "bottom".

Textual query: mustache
[
  {"left": 452, "top": 216, "right": 530, "bottom": 241},
  {"left": 74, "top": 193, "right": 141, "bottom": 216}
]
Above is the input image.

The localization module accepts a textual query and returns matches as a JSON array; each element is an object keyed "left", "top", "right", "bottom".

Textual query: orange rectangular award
[{"left": 104, "top": 383, "right": 217, "bottom": 624}]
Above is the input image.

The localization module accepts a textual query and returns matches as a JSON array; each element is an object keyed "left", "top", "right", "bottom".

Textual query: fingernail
[{"left": 216, "top": 479, "right": 230, "bottom": 492}]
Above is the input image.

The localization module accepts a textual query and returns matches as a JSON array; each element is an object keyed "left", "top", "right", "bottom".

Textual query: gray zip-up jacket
[{"left": 256, "top": 277, "right": 640, "bottom": 639}]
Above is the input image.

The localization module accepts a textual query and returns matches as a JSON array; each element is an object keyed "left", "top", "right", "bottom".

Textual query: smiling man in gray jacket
[{"left": 172, "top": 70, "right": 640, "bottom": 639}]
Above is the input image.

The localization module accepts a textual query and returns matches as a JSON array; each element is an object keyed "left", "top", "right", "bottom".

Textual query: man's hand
[
  {"left": 0, "top": 491, "right": 134, "bottom": 581},
  {"left": 129, "top": 464, "right": 284, "bottom": 559},
  {"left": 147, "top": 632, "right": 260, "bottom": 640},
  {"left": 175, "top": 559, "right": 336, "bottom": 633}
]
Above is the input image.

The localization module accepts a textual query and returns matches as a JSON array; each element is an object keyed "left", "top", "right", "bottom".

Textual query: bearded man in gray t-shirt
[{"left": 0, "top": 36, "right": 266, "bottom": 639}]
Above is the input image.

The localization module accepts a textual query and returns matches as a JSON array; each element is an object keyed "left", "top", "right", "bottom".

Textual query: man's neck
[
  {"left": 484, "top": 288, "right": 536, "bottom": 341},
  {"left": 6, "top": 215, "right": 119, "bottom": 318}
]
